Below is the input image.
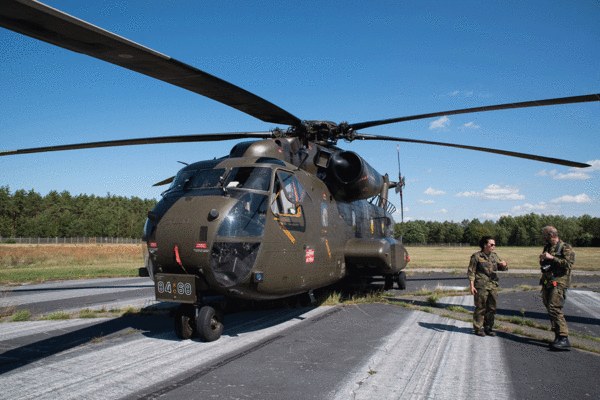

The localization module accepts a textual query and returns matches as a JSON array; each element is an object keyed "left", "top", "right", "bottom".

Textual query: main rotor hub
[{"left": 284, "top": 120, "right": 355, "bottom": 145}]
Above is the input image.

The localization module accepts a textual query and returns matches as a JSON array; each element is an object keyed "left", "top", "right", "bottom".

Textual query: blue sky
[{"left": 1, "top": 0, "right": 598, "bottom": 223}]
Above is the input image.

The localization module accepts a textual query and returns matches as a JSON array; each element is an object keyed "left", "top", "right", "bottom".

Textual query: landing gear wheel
[
  {"left": 395, "top": 271, "right": 407, "bottom": 290},
  {"left": 174, "top": 304, "right": 196, "bottom": 340},
  {"left": 196, "top": 306, "right": 224, "bottom": 342},
  {"left": 384, "top": 275, "right": 394, "bottom": 291}
]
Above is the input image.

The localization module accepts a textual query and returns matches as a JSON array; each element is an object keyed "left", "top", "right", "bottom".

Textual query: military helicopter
[{"left": 1, "top": 0, "right": 597, "bottom": 342}]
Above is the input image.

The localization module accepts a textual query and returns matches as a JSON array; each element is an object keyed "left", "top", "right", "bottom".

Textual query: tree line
[
  {"left": 395, "top": 214, "right": 600, "bottom": 247},
  {"left": 2, "top": 186, "right": 599, "bottom": 246},
  {"left": 0, "top": 187, "right": 157, "bottom": 239}
]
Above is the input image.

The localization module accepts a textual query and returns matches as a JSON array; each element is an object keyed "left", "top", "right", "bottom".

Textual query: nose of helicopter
[{"left": 146, "top": 192, "right": 266, "bottom": 290}]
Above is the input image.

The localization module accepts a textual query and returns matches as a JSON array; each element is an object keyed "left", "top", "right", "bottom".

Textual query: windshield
[{"left": 217, "top": 192, "right": 268, "bottom": 237}]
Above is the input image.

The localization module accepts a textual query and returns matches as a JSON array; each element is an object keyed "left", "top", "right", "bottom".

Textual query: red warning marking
[{"left": 305, "top": 248, "right": 315, "bottom": 263}]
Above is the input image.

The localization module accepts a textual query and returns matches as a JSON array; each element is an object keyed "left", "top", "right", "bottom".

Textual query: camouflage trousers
[
  {"left": 473, "top": 285, "right": 498, "bottom": 330},
  {"left": 541, "top": 286, "right": 569, "bottom": 336}
]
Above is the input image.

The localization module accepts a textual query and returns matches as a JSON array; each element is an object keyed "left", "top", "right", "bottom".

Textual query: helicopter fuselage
[{"left": 142, "top": 138, "right": 408, "bottom": 304}]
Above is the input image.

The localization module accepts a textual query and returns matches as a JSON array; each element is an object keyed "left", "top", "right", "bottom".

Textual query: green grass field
[
  {"left": 404, "top": 246, "right": 599, "bottom": 271},
  {"left": 0, "top": 244, "right": 598, "bottom": 285}
]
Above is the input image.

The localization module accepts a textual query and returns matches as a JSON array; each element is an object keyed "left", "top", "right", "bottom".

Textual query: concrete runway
[{"left": 1, "top": 273, "right": 599, "bottom": 399}]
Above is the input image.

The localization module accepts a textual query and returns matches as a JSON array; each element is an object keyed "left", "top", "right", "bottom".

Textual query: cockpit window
[
  {"left": 224, "top": 167, "right": 271, "bottom": 191},
  {"left": 280, "top": 172, "right": 306, "bottom": 203},
  {"left": 188, "top": 168, "right": 226, "bottom": 189},
  {"left": 166, "top": 168, "right": 226, "bottom": 194},
  {"left": 271, "top": 171, "right": 306, "bottom": 216}
]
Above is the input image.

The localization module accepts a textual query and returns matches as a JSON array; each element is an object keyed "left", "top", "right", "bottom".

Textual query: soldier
[
  {"left": 539, "top": 226, "right": 574, "bottom": 350},
  {"left": 468, "top": 236, "right": 508, "bottom": 336}
]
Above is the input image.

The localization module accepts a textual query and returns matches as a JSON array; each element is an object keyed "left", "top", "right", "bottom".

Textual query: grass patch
[
  {"left": 79, "top": 309, "right": 98, "bottom": 319},
  {"left": 9, "top": 309, "right": 32, "bottom": 322},
  {"left": 446, "top": 305, "right": 469, "bottom": 313},
  {"left": 512, "top": 328, "right": 526, "bottom": 335},
  {"left": 41, "top": 312, "right": 71, "bottom": 320},
  {"left": 426, "top": 295, "right": 440, "bottom": 307},
  {"left": 516, "top": 284, "right": 536, "bottom": 291},
  {"left": 322, "top": 291, "right": 343, "bottom": 306},
  {"left": 121, "top": 306, "right": 139, "bottom": 317}
]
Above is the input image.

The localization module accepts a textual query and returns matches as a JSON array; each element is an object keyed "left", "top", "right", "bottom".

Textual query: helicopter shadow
[
  {"left": 0, "top": 309, "right": 172, "bottom": 375},
  {"left": 0, "top": 305, "right": 314, "bottom": 375},
  {"left": 218, "top": 307, "right": 311, "bottom": 338}
]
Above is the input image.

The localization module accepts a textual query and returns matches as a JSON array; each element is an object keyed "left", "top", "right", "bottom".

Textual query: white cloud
[
  {"left": 418, "top": 199, "right": 435, "bottom": 204},
  {"left": 552, "top": 172, "right": 592, "bottom": 180},
  {"left": 511, "top": 202, "right": 551, "bottom": 213},
  {"left": 424, "top": 187, "right": 446, "bottom": 195},
  {"left": 435, "top": 209, "right": 448, "bottom": 213},
  {"left": 537, "top": 169, "right": 590, "bottom": 180},
  {"left": 550, "top": 194, "right": 593, "bottom": 204},
  {"left": 456, "top": 184, "right": 524, "bottom": 201},
  {"left": 463, "top": 121, "right": 480, "bottom": 129},
  {"left": 482, "top": 184, "right": 525, "bottom": 200},
  {"left": 481, "top": 212, "right": 512, "bottom": 220},
  {"left": 449, "top": 90, "right": 460, "bottom": 96},
  {"left": 429, "top": 116, "right": 450, "bottom": 130},
  {"left": 456, "top": 191, "right": 480, "bottom": 197}
]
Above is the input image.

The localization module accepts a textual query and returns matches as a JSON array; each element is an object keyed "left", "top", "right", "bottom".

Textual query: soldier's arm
[
  {"left": 539, "top": 245, "right": 549, "bottom": 267},
  {"left": 467, "top": 254, "right": 477, "bottom": 282},
  {"left": 552, "top": 245, "right": 574, "bottom": 273},
  {"left": 498, "top": 257, "right": 508, "bottom": 271}
]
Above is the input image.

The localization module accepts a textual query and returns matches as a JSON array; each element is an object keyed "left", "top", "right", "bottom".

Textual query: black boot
[
  {"left": 552, "top": 336, "right": 571, "bottom": 350},
  {"left": 552, "top": 330, "right": 559, "bottom": 346}
]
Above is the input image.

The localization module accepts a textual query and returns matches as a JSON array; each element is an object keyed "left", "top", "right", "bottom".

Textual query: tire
[
  {"left": 196, "top": 306, "right": 224, "bottom": 342},
  {"left": 174, "top": 304, "right": 195, "bottom": 340},
  {"left": 384, "top": 275, "right": 394, "bottom": 291},
  {"left": 395, "top": 271, "right": 407, "bottom": 290}
]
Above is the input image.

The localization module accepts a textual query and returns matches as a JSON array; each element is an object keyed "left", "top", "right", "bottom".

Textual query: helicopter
[{"left": 1, "top": 0, "right": 597, "bottom": 342}]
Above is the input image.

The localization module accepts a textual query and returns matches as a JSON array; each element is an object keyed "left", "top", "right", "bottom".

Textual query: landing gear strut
[
  {"left": 173, "top": 303, "right": 224, "bottom": 342},
  {"left": 383, "top": 270, "right": 407, "bottom": 291}
]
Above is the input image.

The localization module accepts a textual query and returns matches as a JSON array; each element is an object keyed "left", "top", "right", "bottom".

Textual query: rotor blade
[
  {"left": 0, "top": 0, "right": 302, "bottom": 127},
  {"left": 153, "top": 177, "right": 175, "bottom": 187},
  {"left": 0, "top": 132, "right": 274, "bottom": 157},
  {"left": 349, "top": 94, "right": 600, "bottom": 131},
  {"left": 355, "top": 134, "right": 591, "bottom": 168}
]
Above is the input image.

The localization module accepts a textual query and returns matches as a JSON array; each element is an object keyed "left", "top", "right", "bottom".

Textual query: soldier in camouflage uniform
[
  {"left": 539, "top": 226, "right": 574, "bottom": 350},
  {"left": 468, "top": 236, "right": 508, "bottom": 336}
]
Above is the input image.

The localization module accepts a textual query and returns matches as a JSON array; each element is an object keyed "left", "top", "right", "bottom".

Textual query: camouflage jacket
[
  {"left": 539, "top": 240, "right": 573, "bottom": 289},
  {"left": 468, "top": 251, "right": 507, "bottom": 288}
]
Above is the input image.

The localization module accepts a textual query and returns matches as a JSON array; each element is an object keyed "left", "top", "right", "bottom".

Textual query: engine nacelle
[{"left": 328, "top": 151, "right": 384, "bottom": 201}]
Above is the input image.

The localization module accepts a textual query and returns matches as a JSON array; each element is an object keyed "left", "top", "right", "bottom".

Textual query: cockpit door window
[{"left": 271, "top": 171, "right": 305, "bottom": 216}]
